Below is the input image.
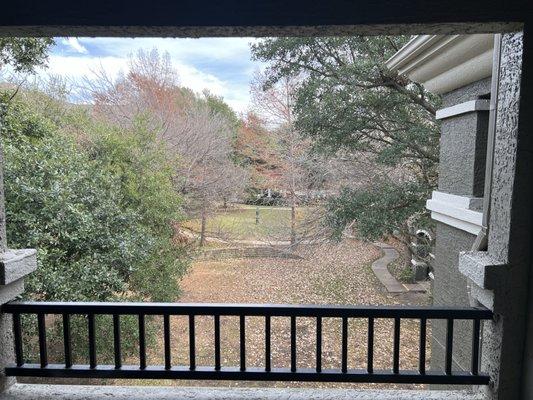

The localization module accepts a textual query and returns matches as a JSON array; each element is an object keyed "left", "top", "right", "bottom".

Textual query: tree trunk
[
  {"left": 199, "top": 208, "right": 207, "bottom": 247},
  {"left": 290, "top": 195, "right": 296, "bottom": 245}
]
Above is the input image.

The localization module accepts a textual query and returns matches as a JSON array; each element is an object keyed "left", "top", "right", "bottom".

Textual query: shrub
[{"left": 1, "top": 92, "right": 189, "bottom": 364}]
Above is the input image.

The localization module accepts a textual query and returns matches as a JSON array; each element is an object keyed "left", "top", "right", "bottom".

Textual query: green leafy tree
[
  {"left": 2, "top": 97, "right": 147, "bottom": 362},
  {"left": 1, "top": 92, "right": 188, "bottom": 362},
  {"left": 0, "top": 42, "right": 189, "bottom": 362},
  {"left": 203, "top": 90, "right": 241, "bottom": 133},
  {"left": 251, "top": 36, "right": 441, "bottom": 242},
  {"left": 0, "top": 38, "right": 54, "bottom": 73},
  {"left": 2, "top": 98, "right": 151, "bottom": 301},
  {"left": 77, "top": 113, "right": 189, "bottom": 301}
]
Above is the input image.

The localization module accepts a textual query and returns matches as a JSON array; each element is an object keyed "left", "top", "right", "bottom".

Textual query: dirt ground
[{"left": 134, "top": 239, "right": 431, "bottom": 389}]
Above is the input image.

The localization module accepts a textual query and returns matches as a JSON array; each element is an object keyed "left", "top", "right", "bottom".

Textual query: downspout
[{"left": 471, "top": 34, "right": 502, "bottom": 252}]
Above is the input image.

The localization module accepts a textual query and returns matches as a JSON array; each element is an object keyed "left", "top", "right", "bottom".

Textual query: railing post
[
  {"left": 0, "top": 245, "right": 37, "bottom": 387},
  {"left": 1, "top": 249, "right": 39, "bottom": 388}
]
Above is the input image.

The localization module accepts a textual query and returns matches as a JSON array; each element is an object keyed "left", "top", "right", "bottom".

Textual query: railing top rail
[{"left": 1, "top": 301, "right": 493, "bottom": 319}]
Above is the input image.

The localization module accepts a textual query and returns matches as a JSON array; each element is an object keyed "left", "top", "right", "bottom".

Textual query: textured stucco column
[
  {"left": 518, "top": 25, "right": 533, "bottom": 400},
  {"left": 0, "top": 249, "right": 37, "bottom": 391},
  {"left": 459, "top": 32, "right": 532, "bottom": 400},
  {"left": 429, "top": 78, "right": 491, "bottom": 377},
  {"left": 484, "top": 31, "right": 533, "bottom": 400}
]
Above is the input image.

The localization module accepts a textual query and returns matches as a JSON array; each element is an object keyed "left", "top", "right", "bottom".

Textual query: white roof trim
[
  {"left": 387, "top": 35, "right": 457, "bottom": 74},
  {"left": 386, "top": 34, "right": 495, "bottom": 94}
]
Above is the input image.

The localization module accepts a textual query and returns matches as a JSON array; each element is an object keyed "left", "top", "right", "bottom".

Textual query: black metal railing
[{"left": 1, "top": 301, "right": 492, "bottom": 385}]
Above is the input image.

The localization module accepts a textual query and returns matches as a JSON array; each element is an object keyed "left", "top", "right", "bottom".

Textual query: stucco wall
[
  {"left": 437, "top": 79, "right": 490, "bottom": 197},
  {"left": 463, "top": 32, "right": 531, "bottom": 400},
  {"left": 441, "top": 78, "right": 491, "bottom": 107},
  {"left": 431, "top": 224, "right": 476, "bottom": 375},
  {"left": 438, "top": 114, "right": 489, "bottom": 197},
  {"left": 431, "top": 78, "right": 490, "bottom": 375}
]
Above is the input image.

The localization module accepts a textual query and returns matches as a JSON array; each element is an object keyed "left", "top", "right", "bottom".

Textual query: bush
[
  {"left": 4, "top": 122, "right": 151, "bottom": 301},
  {"left": 1, "top": 92, "right": 189, "bottom": 363},
  {"left": 73, "top": 113, "right": 190, "bottom": 301}
]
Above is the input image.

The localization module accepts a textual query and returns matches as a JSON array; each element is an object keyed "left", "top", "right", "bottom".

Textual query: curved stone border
[
  {"left": 371, "top": 242, "right": 427, "bottom": 294},
  {"left": 371, "top": 242, "right": 407, "bottom": 293}
]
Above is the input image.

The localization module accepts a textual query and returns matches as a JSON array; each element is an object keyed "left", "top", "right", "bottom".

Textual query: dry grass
[
  {"left": 119, "top": 239, "right": 431, "bottom": 389},
  {"left": 182, "top": 204, "right": 309, "bottom": 242}
]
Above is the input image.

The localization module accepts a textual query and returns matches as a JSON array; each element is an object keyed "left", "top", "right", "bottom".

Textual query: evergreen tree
[{"left": 251, "top": 36, "right": 441, "bottom": 241}]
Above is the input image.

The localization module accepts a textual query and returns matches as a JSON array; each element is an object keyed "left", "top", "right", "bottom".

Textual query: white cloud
[
  {"left": 82, "top": 37, "right": 253, "bottom": 62},
  {"left": 41, "top": 53, "right": 252, "bottom": 113},
  {"left": 22, "top": 37, "right": 262, "bottom": 113},
  {"left": 46, "top": 55, "right": 127, "bottom": 79},
  {"left": 173, "top": 61, "right": 227, "bottom": 96},
  {"left": 61, "top": 38, "right": 88, "bottom": 54}
]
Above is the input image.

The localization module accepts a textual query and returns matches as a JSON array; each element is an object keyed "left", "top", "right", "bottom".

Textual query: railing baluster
[
  {"left": 419, "top": 317, "right": 427, "bottom": 374},
  {"left": 88, "top": 314, "right": 96, "bottom": 369},
  {"left": 290, "top": 316, "right": 297, "bottom": 372},
  {"left": 367, "top": 317, "right": 374, "bottom": 373},
  {"left": 214, "top": 315, "right": 221, "bottom": 371},
  {"left": 113, "top": 314, "right": 121, "bottom": 369},
  {"left": 164, "top": 314, "right": 171, "bottom": 370},
  {"left": 12, "top": 313, "right": 23, "bottom": 367},
  {"left": 393, "top": 317, "right": 400, "bottom": 374},
  {"left": 189, "top": 315, "right": 196, "bottom": 370},
  {"left": 445, "top": 318, "right": 454, "bottom": 375},
  {"left": 62, "top": 313, "right": 72, "bottom": 368},
  {"left": 316, "top": 316, "right": 322, "bottom": 373},
  {"left": 265, "top": 315, "right": 271, "bottom": 372},
  {"left": 240, "top": 315, "right": 246, "bottom": 371},
  {"left": 139, "top": 314, "right": 146, "bottom": 370},
  {"left": 341, "top": 316, "right": 348, "bottom": 373},
  {"left": 471, "top": 319, "right": 481, "bottom": 375},
  {"left": 37, "top": 313, "right": 48, "bottom": 368}
]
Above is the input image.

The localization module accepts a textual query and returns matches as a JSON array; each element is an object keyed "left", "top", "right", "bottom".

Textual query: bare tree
[
  {"left": 83, "top": 49, "right": 188, "bottom": 133},
  {"left": 83, "top": 48, "right": 249, "bottom": 246},
  {"left": 170, "top": 103, "right": 248, "bottom": 245},
  {"left": 251, "top": 73, "right": 309, "bottom": 245}
]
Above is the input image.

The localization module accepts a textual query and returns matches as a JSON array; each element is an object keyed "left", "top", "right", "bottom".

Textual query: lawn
[{"left": 182, "top": 204, "right": 309, "bottom": 242}]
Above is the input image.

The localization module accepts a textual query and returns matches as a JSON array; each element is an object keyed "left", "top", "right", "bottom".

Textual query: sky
[{"left": 37, "top": 37, "right": 262, "bottom": 114}]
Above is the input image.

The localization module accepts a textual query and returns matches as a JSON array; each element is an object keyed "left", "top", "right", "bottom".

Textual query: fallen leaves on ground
[{"left": 123, "top": 239, "right": 432, "bottom": 389}]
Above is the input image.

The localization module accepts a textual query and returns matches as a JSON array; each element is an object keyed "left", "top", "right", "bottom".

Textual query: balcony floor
[{"left": 1, "top": 384, "right": 484, "bottom": 400}]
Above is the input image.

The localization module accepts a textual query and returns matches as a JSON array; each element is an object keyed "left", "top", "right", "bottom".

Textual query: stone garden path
[{"left": 371, "top": 242, "right": 427, "bottom": 295}]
